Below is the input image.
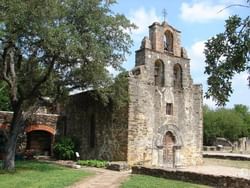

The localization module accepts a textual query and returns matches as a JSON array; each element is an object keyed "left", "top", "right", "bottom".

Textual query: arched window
[
  {"left": 164, "top": 30, "right": 173, "bottom": 52},
  {"left": 173, "top": 64, "right": 182, "bottom": 89},
  {"left": 154, "top": 60, "right": 164, "bottom": 87}
]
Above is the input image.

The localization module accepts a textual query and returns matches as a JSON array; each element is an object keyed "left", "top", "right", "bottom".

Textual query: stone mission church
[{"left": 61, "top": 21, "right": 203, "bottom": 168}]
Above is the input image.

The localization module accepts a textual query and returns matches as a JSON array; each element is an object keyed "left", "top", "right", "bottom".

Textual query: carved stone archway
[
  {"left": 154, "top": 124, "right": 183, "bottom": 167},
  {"left": 163, "top": 131, "right": 176, "bottom": 167}
]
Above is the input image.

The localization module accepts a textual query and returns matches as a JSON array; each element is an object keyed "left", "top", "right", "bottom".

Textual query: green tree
[
  {"left": 0, "top": 81, "right": 11, "bottom": 111},
  {"left": 0, "top": 0, "right": 135, "bottom": 171},
  {"left": 204, "top": 1, "right": 250, "bottom": 106},
  {"left": 203, "top": 105, "right": 249, "bottom": 145},
  {"left": 234, "top": 104, "right": 250, "bottom": 136}
]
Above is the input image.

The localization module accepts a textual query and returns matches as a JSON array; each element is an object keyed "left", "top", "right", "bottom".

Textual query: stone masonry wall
[
  {"left": 61, "top": 91, "right": 128, "bottom": 161},
  {"left": 0, "top": 111, "right": 58, "bottom": 131},
  {"left": 128, "top": 73, "right": 155, "bottom": 165},
  {"left": 0, "top": 111, "right": 58, "bottom": 158},
  {"left": 132, "top": 166, "right": 250, "bottom": 188},
  {"left": 149, "top": 22, "right": 181, "bottom": 56},
  {"left": 128, "top": 21, "right": 203, "bottom": 167}
]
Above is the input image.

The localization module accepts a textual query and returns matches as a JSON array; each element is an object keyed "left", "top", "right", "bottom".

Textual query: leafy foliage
[
  {"left": 0, "top": 0, "right": 135, "bottom": 107},
  {"left": 94, "top": 71, "right": 129, "bottom": 109},
  {"left": 81, "top": 71, "right": 129, "bottom": 112},
  {"left": 53, "top": 137, "right": 75, "bottom": 160},
  {"left": 110, "top": 72, "right": 129, "bottom": 109},
  {"left": 0, "top": 81, "right": 11, "bottom": 111},
  {"left": 204, "top": 7, "right": 250, "bottom": 106},
  {"left": 203, "top": 105, "right": 250, "bottom": 145},
  {"left": 77, "top": 160, "right": 108, "bottom": 168},
  {"left": 0, "top": 0, "right": 135, "bottom": 170}
]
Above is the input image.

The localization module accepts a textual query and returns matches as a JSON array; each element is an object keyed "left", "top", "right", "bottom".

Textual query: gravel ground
[{"left": 181, "top": 165, "right": 250, "bottom": 179}]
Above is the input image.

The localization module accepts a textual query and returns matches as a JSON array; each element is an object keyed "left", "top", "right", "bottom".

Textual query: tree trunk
[
  {"left": 3, "top": 108, "right": 23, "bottom": 171},
  {"left": 3, "top": 132, "right": 18, "bottom": 171}
]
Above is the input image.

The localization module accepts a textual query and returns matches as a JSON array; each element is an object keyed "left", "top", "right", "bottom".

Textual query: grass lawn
[
  {"left": 204, "top": 158, "right": 250, "bottom": 169},
  {"left": 121, "top": 175, "right": 210, "bottom": 188},
  {"left": 0, "top": 160, "right": 91, "bottom": 188}
]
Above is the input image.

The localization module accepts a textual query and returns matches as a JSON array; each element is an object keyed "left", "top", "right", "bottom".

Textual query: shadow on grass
[
  {"left": 0, "top": 160, "right": 64, "bottom": 174},
  {"left": 0, "top": 160, "right": 91, "bottom": 188}
]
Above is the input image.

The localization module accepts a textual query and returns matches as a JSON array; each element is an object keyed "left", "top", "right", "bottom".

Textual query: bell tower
[
  {"left": 128, "top": 21, "right": 203, "bottom": 167},
  {"left": 149, "top": 21, "right": 183, "bottom": 57}
]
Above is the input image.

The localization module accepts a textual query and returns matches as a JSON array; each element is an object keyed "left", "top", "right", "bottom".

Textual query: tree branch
[
  {"left": 2, "top": 46, "right": 13, "bottom": 87},
  {"left": 26, "top": 55, "right": 57, "bottom": 99},
  {"left": 218, "top": 4, "right": 250, "bottom": 13}
]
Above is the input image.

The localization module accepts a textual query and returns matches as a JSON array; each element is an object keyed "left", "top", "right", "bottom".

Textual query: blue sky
[{"left": 111, "top": 0, "right": 250, "bottom": 108}]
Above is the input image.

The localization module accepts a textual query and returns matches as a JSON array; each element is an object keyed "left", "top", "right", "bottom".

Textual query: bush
[
  {"left": 203, "top": 105, "right": 249, "bottom": 145},
  {"left": 77, "top": 160, "right": 107, "bottom": 168},
  {"left": 53, "top": 137, "right": 75, "bottom": 160}
]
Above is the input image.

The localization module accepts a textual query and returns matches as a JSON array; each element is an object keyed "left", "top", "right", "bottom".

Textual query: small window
[{"left": 166, "top": 103, "right": 173, "bottom": 115}]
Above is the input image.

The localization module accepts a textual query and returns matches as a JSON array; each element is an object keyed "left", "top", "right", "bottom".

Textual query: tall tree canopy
[
  {"left": 204, "top": 1, "right": 250, "bottom": 106},
  {"left": 0, "top": 0, "right": 135, "bottom": 170}
]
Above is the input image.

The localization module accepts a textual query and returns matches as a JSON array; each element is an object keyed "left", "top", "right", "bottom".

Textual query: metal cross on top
[{"left": 162, "top": 8, "right": 168, "bottom": 22}]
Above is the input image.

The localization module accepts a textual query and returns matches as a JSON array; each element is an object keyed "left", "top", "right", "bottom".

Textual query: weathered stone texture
[
  {"left": 132, "top": 166, "right": 250, "bottom": 188},
  {"left": 0, "top": 111, "right": 58, "bottom": 130},
  {"left": 128, "top": 21, "right": 203, "bottom": 167},
  {"left": 0, "top": 111, "right": 58, "bottom": 156},
  {"left": 60, "top": 92, "right": 128, "bottom": 161},
  {"left": 59, "top": 21, "right": 202, "bottom": 167}
]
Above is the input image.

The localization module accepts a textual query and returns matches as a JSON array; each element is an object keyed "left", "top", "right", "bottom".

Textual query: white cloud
[
  {"left": 188, "top": 41, "right": 206, "bottom": 71},
  {"left": 129, "top": 7, "right": 160, "bottom": 39},
  {"left": 233, "top": 72, "right": 249, "bottom": 83},
  {"left": 224, "top": 71, "right": 250, "bottom": 108},
  {"left": 188, "top": 40, "right": 216, "bottom": 108},
  {"left": 180, "top": 1, "right": 230, "bottom": 23},
  {"left": 106, "top": 66, "right": 118, "bottom": 76},
  {"left": 204, "top": 97, "right": 217, "bottom": 109},
  {"left": 219, "top": 0, "right": 245, "bottom": 4},
  {"left": 187, "top": 40, "right": 250, "bottom": 108}
]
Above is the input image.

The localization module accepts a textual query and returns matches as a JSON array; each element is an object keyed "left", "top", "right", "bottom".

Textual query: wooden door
[{"left": 163, "top": 132, "right": 175, "bottom": 167}]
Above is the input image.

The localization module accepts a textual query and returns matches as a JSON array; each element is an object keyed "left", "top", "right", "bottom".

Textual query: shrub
[
  {"left": 53, "top": 137, "right": 75, "bottom": 160},
  {"left": 77, "top": 160, "right": 107, "bottom": 168}
]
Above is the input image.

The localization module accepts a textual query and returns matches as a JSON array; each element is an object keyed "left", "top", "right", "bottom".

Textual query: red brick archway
[
  {"left": 25, "top": 124, "right": 56, "bottom": 156},
  {"left": 25, "top": 124, "right": 56, "bottom": 135},
  {"left": 0, "top": 124, "right": 9, "bottom": 130},
  {"left": 26, "top": 130, "right": 53, "bottom": 155}
]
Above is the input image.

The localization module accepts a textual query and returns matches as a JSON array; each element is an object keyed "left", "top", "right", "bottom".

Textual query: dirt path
[{"left": 67, "top": 167, "right": 131, "bottom": 188}]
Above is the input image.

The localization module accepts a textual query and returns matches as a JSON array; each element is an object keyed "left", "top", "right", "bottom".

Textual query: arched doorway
[
  {"left": 163, "top": 131, "right": 176, "bottom": 167},
  {"left": 26, "top": 130, "right": 53, "bottom": 155}
]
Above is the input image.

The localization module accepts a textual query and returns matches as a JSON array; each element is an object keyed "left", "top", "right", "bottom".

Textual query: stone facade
[
  {"left": 0, "top": 111, "right": 58, "bottom": 157},
  {"left": 0, "top": 21, "right": 203, "bottom": 167},
  {"left": 127, "top": 21, "right": 203, "bottom": 167},
  {"left": 63, "top": 21, "right": 203, "bottom": 167},
  {"left": 233, "top": 137, "right": 250, "bottom": 154},
  {"left": 59, "top": 92, "right": 128, "bottom": 161}
]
